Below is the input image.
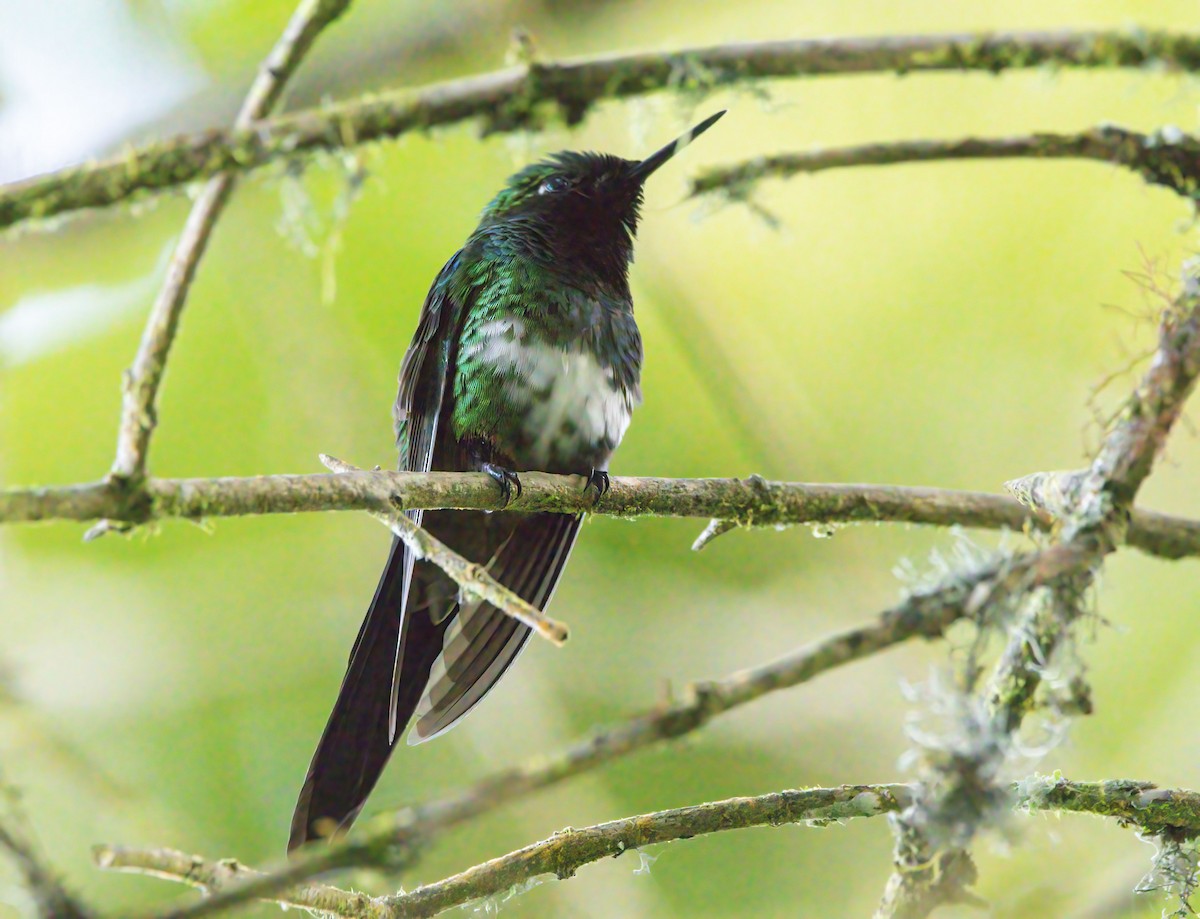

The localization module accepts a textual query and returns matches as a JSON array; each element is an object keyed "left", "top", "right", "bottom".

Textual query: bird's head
[{"left": 476, "top": 111, "right": 725, "bottom": 284}]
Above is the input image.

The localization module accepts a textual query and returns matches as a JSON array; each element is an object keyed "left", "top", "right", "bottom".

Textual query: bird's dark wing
[
  {"left": 289, "top": 253, "right": 464, "bottom": 851},
  {"left": 405, "top": 509, "right": 581, "bottom": 744}
]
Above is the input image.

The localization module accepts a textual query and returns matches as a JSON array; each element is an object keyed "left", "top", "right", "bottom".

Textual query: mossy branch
[
  {"left": 92, "top": 843, "right": 378, "bottom": 919},
  {"left": 690, "top": 125, "right": 1200, "bottom": 202},
  {"left": 379, "top": 786, "right": 907, "bottom": 919},
  {"left": 6, "top": 28, "right": 1200, "bottom": 230},
  {"left": 366, "top": 577, "right": 982, "bottom": 839}
]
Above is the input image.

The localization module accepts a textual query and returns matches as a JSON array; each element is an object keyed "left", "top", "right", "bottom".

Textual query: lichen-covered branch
[
  {"left": 108, "top": 0, "right": 353, "bottom": 484},
  {"left": 5, "top": 28, "right": 1200, "bottom": 230},
  {"left": 876, "top": 269, "right": 1200, "bottom": 918},
  {"left": 320, "top": 454, "right": 568, "bottom": 645},
  {"left": 988, "top": 281, "right": 1200, "bottom": 724},
  {"left": 97, "top": 778, "right": 1200, "bottom": 919},
  {"left": 3, "top": 469, "right": 1199, "bottom": 560},
  {"left": 377, "top": 578, "right": 985, "bottom": 838},
  {"left": 690, "top": 126, "right": 1200, "bottom": 202}
]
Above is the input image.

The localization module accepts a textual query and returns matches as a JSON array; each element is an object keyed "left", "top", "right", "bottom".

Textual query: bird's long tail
[{"left": 288, "top": 535, "right": 444, "bottom": 851}]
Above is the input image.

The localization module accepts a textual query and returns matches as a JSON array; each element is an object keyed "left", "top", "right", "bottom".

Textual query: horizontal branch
[
  {"left": 98, "top": 777, "right": 1200, "bottom": 918},
  {"left": 3, "top": 469, "right": 1198, "bottom": 559},
  {"left": 690, "top": 126, "right": 1200, "bottom": 201},
  {"left": 5, "top": 28, "right": 1200, "bottom": 229}
]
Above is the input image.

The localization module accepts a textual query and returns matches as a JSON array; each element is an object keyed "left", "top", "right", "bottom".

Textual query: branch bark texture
[
  {"left": 99, "top": 524, "right": 1145, "bottom": 917},
  {"left": 3, "top": 471, "right": 1200, "bottom": 560},
  {"left": 3, "top": 18, "right": 1198, "bottom": 919}
]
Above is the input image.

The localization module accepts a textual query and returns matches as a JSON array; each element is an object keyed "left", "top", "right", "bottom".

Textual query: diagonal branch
[
  {"left": 319, "top": 454, "right": 568, "bottom": 645},
  {"left": 379, "top": 582, "right": 980, "bottom": 838},
  {"left": 0, "top": 818, "right": 93, "bottom": 919},
  {"left": 91, "top": 547, "right": 1069, "bottom": 916},
  {"left": 3, "top": 470, "right": 1200, "bottom": 560},
  {"left": 108, "top": 0, "right": 353, "bottom": 484},
  {"left": 690, "top": 126, "right": 1200, "bottom": 202},
  {"left": 5, "top": 28, "right": 1200, "bottom": 230},
  {"left": 988, "top": 279, "right": 1200, "bottom": 727}
]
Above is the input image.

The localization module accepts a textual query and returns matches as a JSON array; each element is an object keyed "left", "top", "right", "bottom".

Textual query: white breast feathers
[{"left": 464, "top": 318, "right": 636, "bottom": 466}]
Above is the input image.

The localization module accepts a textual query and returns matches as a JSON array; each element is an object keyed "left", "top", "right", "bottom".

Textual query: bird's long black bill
[{"left": 628, "top": 110, "right": 726, "bottom": 183}]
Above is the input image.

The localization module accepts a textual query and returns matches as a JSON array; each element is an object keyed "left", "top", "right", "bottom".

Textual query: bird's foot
[
  {"left": 482, "top": 463, "right": 522, "bottom": 507},
  {"left": 585, "top": 468, "right": 610, "bottom": 507}
]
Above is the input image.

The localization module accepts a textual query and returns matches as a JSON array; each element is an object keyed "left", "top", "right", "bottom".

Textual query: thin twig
[
  {"left": 320, "top": 455, "right": 568, "bottom": 645},
  {"left": 109, "top": 0, "right": 353, "bottom": 483},
  {"left": 6, "top": 29, "right": 1200, "bottom": 230},
  {"left": 3, "top": 470, "right": 1200, "bottom": 560},
  {"left": 690, "top": 127, "right": 1200, "bottom": 202},
  {"left": 691, "top": 517, "right": 738, "bottom": 550}
]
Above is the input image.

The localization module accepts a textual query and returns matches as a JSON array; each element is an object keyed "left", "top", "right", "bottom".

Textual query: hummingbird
[{"left": 289, "top": 111, "right": 725, "bottom": 850}]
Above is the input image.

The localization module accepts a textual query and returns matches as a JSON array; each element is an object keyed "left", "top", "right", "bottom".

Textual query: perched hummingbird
[{"left": 289, "top": 111, "right": 725, "bottom": 850}]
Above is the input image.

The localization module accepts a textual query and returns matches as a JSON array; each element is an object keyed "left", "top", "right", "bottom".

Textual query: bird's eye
[{"left": 537, "top": 176, "right": 568, "bottom": 195}]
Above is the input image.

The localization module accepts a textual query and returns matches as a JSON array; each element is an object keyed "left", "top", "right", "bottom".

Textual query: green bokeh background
[{"left": 3, "top": 1, "right": 1200, "bottom": 916}]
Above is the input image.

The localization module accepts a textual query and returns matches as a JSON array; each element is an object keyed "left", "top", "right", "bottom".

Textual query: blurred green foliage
[{"left": 3, "top": 1, "right": 1200, "bottom": 916}]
